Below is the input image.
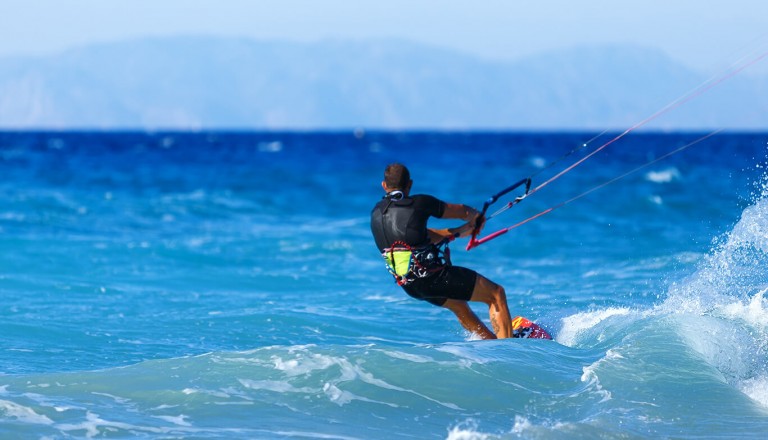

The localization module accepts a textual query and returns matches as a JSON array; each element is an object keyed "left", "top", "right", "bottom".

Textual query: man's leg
[
  {"left": 469, "top": 274, "right": 513, "bottom": 338},
  {"left": 442, "top": 299, "right": 496, "bottom": 339}
]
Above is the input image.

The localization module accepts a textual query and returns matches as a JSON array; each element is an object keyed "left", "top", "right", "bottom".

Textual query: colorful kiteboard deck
[{"left": 511, "top": 316, "right": 552, "bottom": 340}]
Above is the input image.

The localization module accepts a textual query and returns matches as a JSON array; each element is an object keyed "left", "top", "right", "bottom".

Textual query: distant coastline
[{"left": 0, "top": 36, "right": 765, "bottom": 131}]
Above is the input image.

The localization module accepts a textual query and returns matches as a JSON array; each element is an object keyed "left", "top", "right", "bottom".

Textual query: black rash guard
[
  {"left": 371, "top": 192, "right": 477, "bottom": 306},
  {"left": 370, "top": 194, "right": 446, "bottom": 251}
]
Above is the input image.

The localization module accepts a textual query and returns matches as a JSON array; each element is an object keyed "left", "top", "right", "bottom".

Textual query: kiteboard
[{"left": 511, "top": 316, "right": 552, "bottom": 340}]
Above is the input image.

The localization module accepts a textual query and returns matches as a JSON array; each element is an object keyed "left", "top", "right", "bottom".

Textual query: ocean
[{"left": 1, "top": 130, "right": 768, "bottom": 439}]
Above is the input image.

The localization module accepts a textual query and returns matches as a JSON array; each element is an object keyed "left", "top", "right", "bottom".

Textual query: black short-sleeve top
[{"left": 371, "top": 194, "right": 446, "bottom": 252}]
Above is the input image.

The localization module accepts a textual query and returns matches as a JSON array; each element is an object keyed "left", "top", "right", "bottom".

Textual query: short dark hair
[{"left": 384, "top": 163, "right": 410, "bottom": 190}]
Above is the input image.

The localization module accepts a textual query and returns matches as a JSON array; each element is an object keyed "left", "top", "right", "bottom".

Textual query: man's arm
[
  {"left": 428, "top": 203, "right": 482, "bottom": 243},
  {"left": 441, "top": 203, "right": 479, "bottom": 221}
]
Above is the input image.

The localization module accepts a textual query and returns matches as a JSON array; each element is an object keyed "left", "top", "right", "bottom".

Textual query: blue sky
[{"left": 2, "top": 0, "right": 768, "bottom": 74}]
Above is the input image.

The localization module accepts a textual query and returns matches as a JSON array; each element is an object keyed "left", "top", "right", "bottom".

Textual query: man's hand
[
  {"left": 435, "top": 203, "right": 484, "bottom": 241},
  {"left": 471, "top": 213, "right": 486, "bottom": 236}
]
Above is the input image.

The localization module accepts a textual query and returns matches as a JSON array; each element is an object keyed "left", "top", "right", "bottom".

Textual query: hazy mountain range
[{"left": 0, "top": 36, "right": 765, "bottom": 130}]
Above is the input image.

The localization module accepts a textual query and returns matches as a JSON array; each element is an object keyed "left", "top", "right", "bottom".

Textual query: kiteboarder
[{"left": 371, "top": 163, "right": 514, "bottom": 339}]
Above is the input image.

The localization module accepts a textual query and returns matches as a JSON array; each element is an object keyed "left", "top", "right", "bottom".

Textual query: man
[{"left": 370, "top": 163, "right": 514, "bottom": 339}]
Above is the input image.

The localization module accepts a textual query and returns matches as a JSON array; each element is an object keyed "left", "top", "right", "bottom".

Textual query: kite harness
[{"left": 382, "top": 241, "right": 451, "bottom": 286}]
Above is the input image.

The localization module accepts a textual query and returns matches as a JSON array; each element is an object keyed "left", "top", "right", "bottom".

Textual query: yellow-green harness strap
[
  {"left": 382, "top": 241, "right": 448, "bottom": 286},
  {"left": 383, "top": 241, "right": 415, "bottom": 286}
]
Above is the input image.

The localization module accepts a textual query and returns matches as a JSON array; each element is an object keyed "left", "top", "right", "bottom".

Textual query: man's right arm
[
  {"left": 427, "top": 202, "right": 482, "bottom": 242},
  {"left": 441, "top": 203, "right": 480, "bottom": 222}
]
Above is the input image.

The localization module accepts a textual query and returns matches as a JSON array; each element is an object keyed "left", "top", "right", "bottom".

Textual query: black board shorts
[{"left": 402, "top": 265, "right": 478, "bottom": 307}]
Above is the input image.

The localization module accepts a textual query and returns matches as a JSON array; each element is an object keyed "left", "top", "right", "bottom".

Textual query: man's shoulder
[
  {"left": 371, "top": 197, "right": 388, "bottom": 212},
  {"left": 411, "top": 194, "right": 446, "bottom": 216},
  {"left": 411, "top": 193, "right": 440, "bottom": 202}
]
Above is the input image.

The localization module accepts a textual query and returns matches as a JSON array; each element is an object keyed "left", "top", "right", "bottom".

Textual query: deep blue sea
[{"left": 2, "top": 130, "right": 768, "bottom": 439}]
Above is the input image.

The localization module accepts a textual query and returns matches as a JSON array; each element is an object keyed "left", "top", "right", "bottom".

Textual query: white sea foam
[
  {"left": 739, "top": 376, "right": 768, "bottom": 407},
  {"left": 56, "top": 411, "right": 164, "bottom": 436},
  {"left": 257, "top": 349, "right": 462, "bottom": 409},
  {"left": 258, "top": 141, "right": 283, "bottom": 153},
  {"left": 180, "top": 387, "right": 231, "bottom": 399},
  {"left": 728, "top": 201, "right": 768, "bottom": 254},
  {"left": 322, "top": 383, "right": 359, "bottom": 406},
  {"left": 238, "top": 379, "right": 314, "bottom": 394},
  {"left": 0, "top": 399, "right": 54, "bottom": 425},
  {"left": 381, "top": 350, "right": 435, "bottom": 363},
  {"left": 91, "top": 392, "right": 131, "bottom": 405},
  {"left": 645, "top": 167, "right": 681, "bottom": 183},
  {"left": 719, "top": 288, "right": 768, "bottom": 328},
  {"left": 529, "top": 156, "right": 546, "bottom": 169},
  {"left": 152, "top": 414, "right": 191, "bottom": 427},
  {"left": 363, "top": 293, "right": 406, "bottom": 304},
  {"left": 54, "top": 410, "right": 256, "bottom": 437},
  {"left": 557, "top": 308, "right": 631, "bottom": 346},
  {"left": 711, "top": 290, "right": 768, "bottom": 407},
  {"left": 676, "top": 314, "right": 758, "bottom": 385},
  {"left": 663, "top": 198, "right": 768, "bottom": 315},
  {"left": 581, "top": 357, "right": 612, "bottom": 403},
  {"left": 435, "top": 345, "right": 487, "bottom": 365},
  {"left": 446, "top": 420, "right": 493, "bottom": 440},
  {"left": 663, "top": 196, "right": 768, "bottom": 406},
  {"left": 271, "top": 353, "right": 336, "bottom": 376}
]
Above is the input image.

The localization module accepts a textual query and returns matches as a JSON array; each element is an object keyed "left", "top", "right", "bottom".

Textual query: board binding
[{"left": 511, "top": 316, "right": 552, "bottom": 340}]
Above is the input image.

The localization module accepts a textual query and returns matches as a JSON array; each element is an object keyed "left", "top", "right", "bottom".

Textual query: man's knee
[
  {"left": 493, "top": 285, "right": 508, "bottom": 308},
  {"left": 472, "top": 275, "right": 501, "bottom": 304}
]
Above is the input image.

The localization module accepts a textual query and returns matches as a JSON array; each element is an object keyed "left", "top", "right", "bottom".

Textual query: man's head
[{"left": 382, "top": 163, "right": 412, "bottom": 195}]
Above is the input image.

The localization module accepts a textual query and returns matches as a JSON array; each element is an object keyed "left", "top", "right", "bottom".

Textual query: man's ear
[{"left": 381, "top": 181, "right": 388, "bottom": 191}]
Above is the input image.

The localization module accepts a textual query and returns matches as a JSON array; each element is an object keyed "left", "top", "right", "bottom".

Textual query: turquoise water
[{"left": 1, "top": 131, "right": 768, "bottom": 438}]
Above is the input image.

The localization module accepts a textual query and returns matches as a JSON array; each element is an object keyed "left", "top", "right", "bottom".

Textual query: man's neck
[{"left": 386, "top": 190, "right": 406, "bottom": 200}]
